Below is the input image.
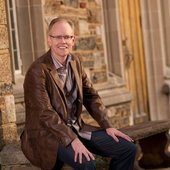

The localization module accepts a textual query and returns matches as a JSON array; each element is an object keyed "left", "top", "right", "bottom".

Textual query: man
[{"left": 21, "top": 17, "right": 136, "bottom": 170}]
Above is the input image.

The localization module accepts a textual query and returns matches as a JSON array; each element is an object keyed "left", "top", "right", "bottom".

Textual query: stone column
[
  {"left": 140, "top": 0, "right": 170, "bottom": 120},
  {"left": 0, "top": 0, "right": 22, "bottom": 169},
  {"left": 0, "top": 0, "right": 18, "bottom": 146}
]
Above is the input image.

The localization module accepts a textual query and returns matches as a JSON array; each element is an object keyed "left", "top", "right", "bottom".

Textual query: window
[{"left": 7, "top": 0, "right": 21, "bottom": 77}]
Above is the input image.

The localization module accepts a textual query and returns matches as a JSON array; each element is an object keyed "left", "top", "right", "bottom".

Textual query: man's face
[{"left": 47, "top": 21, "right": 75, "bottom": 60}]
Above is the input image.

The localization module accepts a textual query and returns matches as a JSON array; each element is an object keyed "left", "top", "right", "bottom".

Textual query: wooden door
[{"left": 118, "top": 0, "right": 149, "bottom": 123}]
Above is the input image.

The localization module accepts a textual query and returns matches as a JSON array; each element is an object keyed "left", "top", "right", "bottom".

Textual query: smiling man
[{"left": 21, "top": 17, "right": 136, "bottom": 170}]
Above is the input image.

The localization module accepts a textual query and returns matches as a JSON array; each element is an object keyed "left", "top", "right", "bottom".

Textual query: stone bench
[
  {"left": 1, "top": 120, "right": 170, "bottom": 170},
  {"left": 120, "top": 120, "right": 170, "bottom": 170}
]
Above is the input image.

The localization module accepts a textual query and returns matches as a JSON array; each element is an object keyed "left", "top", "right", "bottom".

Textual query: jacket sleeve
[
  {"left": 24, "top": 63, "right": 77, "bottom": 146},
  {"left": 79, "top": 62, "right": 113, "bottom": 129}
]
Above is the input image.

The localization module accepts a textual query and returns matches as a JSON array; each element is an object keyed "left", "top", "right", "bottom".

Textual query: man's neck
[{"left": 52, "top": 54, "right": 67, "bottom": 67}]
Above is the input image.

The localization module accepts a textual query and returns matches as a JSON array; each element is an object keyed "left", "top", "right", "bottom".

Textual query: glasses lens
[{"left": 50, "top": 35, "right": 74, "bottom": 42}]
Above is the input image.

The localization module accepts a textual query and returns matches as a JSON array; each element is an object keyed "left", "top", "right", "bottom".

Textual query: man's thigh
[{"left": 81, "top": 130, "right": 135, "bottom": 158}]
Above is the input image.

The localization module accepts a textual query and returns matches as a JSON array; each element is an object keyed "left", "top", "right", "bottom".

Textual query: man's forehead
[{"left": 50, "top": 22, "right": 74, "bottom": 34}]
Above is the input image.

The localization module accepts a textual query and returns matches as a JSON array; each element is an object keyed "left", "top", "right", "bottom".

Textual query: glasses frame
[{"left": 49, "top": 35, "right": 74, "bottom": 42}]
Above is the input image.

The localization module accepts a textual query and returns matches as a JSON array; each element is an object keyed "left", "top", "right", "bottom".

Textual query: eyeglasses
[{"left": 49, "top": 35, "right": 74, "bottom": 42}]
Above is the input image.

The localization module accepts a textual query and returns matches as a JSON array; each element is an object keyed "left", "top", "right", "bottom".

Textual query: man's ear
[
  {"left": 47, "top": 35, "right": 51, "bottom": 47},
  {"left": 72, "top": 36, "right": 76, "bottom": 45}
]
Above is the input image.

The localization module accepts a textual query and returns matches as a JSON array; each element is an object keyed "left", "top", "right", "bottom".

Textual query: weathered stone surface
[
  {"left": 2, "top": 123, "right": 18, "bottom": 144},
  {"left": 2, "top": 165, "right": 40, "bottom": 170},
  {"left": 90, "top": 68, "right": 107, "bottom": 84},
  {"left": 0, "top": 0, "right": 7, "bottom": 24},
  {"left": 0, "top": 52, "right": 12, "bottom": 84},
  {"left": 0, "top": 83, "right": 13, "bottom": 95},
  {"left": 74, "top": 37, "right": 96, "bottom": 50},
  {"left": 108, "top": 104, "right": 131, "bottom": 128},
  {"left": 87, "top": 8, "right": 101, "bottom": 23},
  {"left": 82, "top": 103, "right": 131, "bottom": 129},
  {"left": 0, "top": 126, "right": 5, "bottom": 150},
  {"left": 62, "top": 0, "right": 79, "bottom": 7},
  {"left": 78, "top": 19, "right": 89, "bottom": 35},
  {"left": 0, "top": 95, "right": 16, "bottom": 124},
  {"left": 0, "top": 26, "right": 9, "bottom": 49},
  {"left": 93, "top": 52, "right": 105, "bottom": 68},
  {"left": 0, "top": 144, "right": 29, "bottom": 166},
  {"left": 44, "top": 0, "right": 61, "bottom": 14}
]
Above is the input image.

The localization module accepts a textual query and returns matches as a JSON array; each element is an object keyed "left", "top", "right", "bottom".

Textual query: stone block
[
  {"left": 90, "top": 68, "right": 107, "bottom": 84},
  {"left": 1, "top": 95, "right": 16, "bottom": 124},
  {"left": 0, "top": 84, "right": 13, "bottom": 95},
  {"left": 108, "top": 104, "right": 131, "bottom": 128},
  {"left": 44, "top": 0, "right": 61, "bottom": 14},
  {"left": 62, "top": 0, "right": 79, "bottom": 7},
  {"left": 74, "top": 37, "right": 96, "bottom": 50},
  {"left": 0, "top": 26, "right": 9, "bottom": 49},
  {"left": 4, "top": 95, "right": 16, "bottom": 123},
  {"left": 0, "top": 52, "right": 12, "bottom": 84},
  {"left": 87, "top": 8, "right": 101, "bottom": 23},
  {"left": 93, "top": 52, "right": 105, "bottom": 68},
  {"left": 0, "top": 0, "right": 7, "bottom": 24},
  {"left": 79, "top": 19, "right": 89, "bottom": 35},
  {"left": 2, "top": 123, "right": 19, "bottom": 144}
]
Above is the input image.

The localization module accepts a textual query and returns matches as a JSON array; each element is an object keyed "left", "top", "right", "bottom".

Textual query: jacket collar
[{"left": 44, "top": 50, "right": 82, "bottom": 100}]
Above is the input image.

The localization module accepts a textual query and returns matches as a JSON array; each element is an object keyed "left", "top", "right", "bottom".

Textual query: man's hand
[
  {"left": 71, "top": 138, "right": 95, "bottom": 164},
  {"left": 106, "top": 128, "right": 134, "bottom": 142}
]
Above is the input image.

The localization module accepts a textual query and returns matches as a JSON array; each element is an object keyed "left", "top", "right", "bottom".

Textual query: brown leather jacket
[{"left": 20, "top": 50, "right": 112, "bottom": 170}]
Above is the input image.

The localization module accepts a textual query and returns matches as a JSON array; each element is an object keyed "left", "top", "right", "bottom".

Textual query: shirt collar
[{"left": 51, "top": 54, "right": 72, "bottom": 70}]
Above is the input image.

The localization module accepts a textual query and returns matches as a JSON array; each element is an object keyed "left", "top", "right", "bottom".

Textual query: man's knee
[
  {"left": 75, "top": 160, "right": 96, "bottom": 170},
  {"left": 128, "top": 142, "right": 137, "bottom": 158}
]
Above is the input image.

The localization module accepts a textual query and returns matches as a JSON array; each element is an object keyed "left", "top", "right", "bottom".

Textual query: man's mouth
[{"left": 58, "top": 46, "right": 67, "bottom": 49}]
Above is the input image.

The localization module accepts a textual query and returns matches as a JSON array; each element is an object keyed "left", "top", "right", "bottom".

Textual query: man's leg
[
  {"left": 80, "top": 130, "right": 136, "bottom": 170},
  {"left": 53, "top": 143, "right": 96, "bottom": 170}
]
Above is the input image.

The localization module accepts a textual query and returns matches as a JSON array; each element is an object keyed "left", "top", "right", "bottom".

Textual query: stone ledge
[
  {"left": 0, "top": 144, "right": 29, "bottom": 166},
  {"left": 1, "top": 165, "right": 40, "bottom": 170}
]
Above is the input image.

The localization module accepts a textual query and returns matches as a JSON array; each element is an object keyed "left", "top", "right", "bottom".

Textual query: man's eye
[
  {"left": 57, "top": 36, "right": 63, "bottom": 39},
  {"left": 64, "top": 36, "right": 70, "bottom": 39}
]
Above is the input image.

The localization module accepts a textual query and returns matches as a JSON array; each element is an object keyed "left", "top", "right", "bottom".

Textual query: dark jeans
[{"left": 53, "top": 130, "right": 136, "bottom": 170}]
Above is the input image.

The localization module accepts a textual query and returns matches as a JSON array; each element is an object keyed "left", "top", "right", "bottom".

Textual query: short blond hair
[{"left": 48, "top": 17, "right": 74, "bottom": 33}]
